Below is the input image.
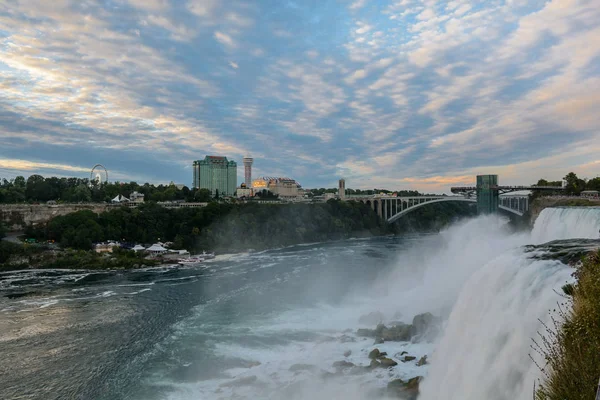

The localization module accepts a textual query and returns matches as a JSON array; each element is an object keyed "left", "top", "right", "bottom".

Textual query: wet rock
[
  {"left": 402, "top": 356, "right": 416, "bottom": 362},
  {"left": 344, "top": 350, "right": 352, "bottom": 357},
  {"left": 378, "top": 357, "right": 398, "bottom": 368},
  {"left": 219, "top": 375, "right": 258, "bottom": 387},
  {"left": 400, "top": 351, "right": 408, "bottom": 356},
  {"left": 380, "top": 324, "right": 412, "bottom": 342},
  {"left": 339, "top": 334, "right": 357, "bottom": 343},
  {"left": 374, "top": 337, "right": 384, "bottom": 344},
  {"left": 377, "top": 352, "right": 388, "bottom": 358},
  {"left": 356, "top": 328, "right": 376, "bottom": 338},
  {"left": 387, "top": 376, "right": 422, "bottom": 400},
  {"left": 332, "top": 360, "right": 355, "bottom": 369},
  {"left": 416, "top": 355, "right": 428, "bottom": 366},
  {"left": 411, "top": 312, "right": 442, "bottom": 341},
  {"left": 358, "top": 311, "right": 385, "bottom": 325},
  {"left": 369, "top": 359, "right": 381, "bottom": 369},
  {"left": 368, "top": 348, "right": 381, "bottom": 359},
  {"left": 289, "top": 364, "right": 317, "bottom": 372}
]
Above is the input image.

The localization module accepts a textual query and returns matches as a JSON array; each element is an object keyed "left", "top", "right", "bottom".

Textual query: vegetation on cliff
[
  {"left": 0, "top": 241, "right": 157, "bottom": 271},
  {"left": 534, "top": 250, "right": 600, "bottom": 400},
  {"left": 23, "top": 200, "right": 475, "bottom": 253}
]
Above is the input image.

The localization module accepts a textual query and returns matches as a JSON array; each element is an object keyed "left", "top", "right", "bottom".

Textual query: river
[{"left": 1, "top": 208, "right": 600, "bottom": 400}]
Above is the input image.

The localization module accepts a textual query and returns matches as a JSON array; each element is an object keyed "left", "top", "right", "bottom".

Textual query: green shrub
[{"left": 535, "top": 250, "right": 600, "bottom": 399}]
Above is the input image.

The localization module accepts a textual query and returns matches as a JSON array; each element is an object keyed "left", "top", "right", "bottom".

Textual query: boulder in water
[
  {"left": 369, "top": 359, "right": 381, "bottom": 369},
  {"left": 387, "top": 376, "right": 422, "bottom": 399},
  {"left": 368, "top": 348, "right": 381, "bottom": 359},
  {"left": 344, "top": 350, "right": 352, "bottom": 357},
  {"left": 411, "top": 312, "right": 442, "bottom": 340},
  {"left": 402, "top": 356, "right": 416, "bottom": 362},
  {"left": 416, "top": 355, "right": 428, "bottom": 366},
  {"left": 374, "top": 337, "right": 384, "bottom": 344},
  {"left": 289, "top": 364, "right": 317, "bottom": 372},
  {"left": 378, "top": 357, "right": 398, "bottom": 368},
  {"left": 339, "top": 334, "right": 357, "bottom": 343},
  {"left": 332, "top": 360, "right": 355, "bottom": 369},
  {"left": 356, "top": 328, "right": 376, "bottom": 337},
  {"left": 358, "top": 311, "right": 385, "bottom": 325}
]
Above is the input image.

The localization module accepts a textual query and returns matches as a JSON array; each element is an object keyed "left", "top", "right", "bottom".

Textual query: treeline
[
  {"left": 25, "top": 200, "right": 475, "bottom": 253},
  {"left": 534, "top": 172, "right": 600, "bottom": 196},
  {"left": 0, "top": 175, "right": 212, "bottom": 204},
  {"left": 26, "top": 200, "right": 390, "bottom": 252}
]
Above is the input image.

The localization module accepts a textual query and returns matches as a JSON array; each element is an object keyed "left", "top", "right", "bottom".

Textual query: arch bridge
[{"left": 344, "top": 174, "right": 563, "bottom": 223}]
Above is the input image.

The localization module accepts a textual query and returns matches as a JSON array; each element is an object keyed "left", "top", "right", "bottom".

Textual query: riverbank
[
  {"left": 0, "top": 242, "right": 159, "bottom": 272},
  {"left": 535, "top": 249, "right": 600, "bottom": 400}
]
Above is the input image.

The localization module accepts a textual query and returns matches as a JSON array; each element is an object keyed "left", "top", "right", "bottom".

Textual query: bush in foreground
[{"left": 534, "top": 250, "right": 600, "bottom": 399}]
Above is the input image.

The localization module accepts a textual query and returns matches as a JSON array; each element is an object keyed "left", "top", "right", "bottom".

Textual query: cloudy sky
[{"left": 0, "top": 0, "right": 599, "bottom": 192}]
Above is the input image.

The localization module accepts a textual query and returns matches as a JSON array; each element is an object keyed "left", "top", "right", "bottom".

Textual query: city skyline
[{"left": 0, "top": 1, "right": 599, "bottom": 193}]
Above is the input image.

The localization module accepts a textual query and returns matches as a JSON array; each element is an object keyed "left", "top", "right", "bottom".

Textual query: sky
[{"left": 0, "top": 0, "right": 599, "bottom": 193}]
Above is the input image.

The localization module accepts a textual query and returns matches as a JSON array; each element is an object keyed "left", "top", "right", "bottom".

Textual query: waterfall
[
  {"left": 418, "top": 207, "right": 600, "bottom": 399},
  {"left": 531, "top": 207, "right": 600, "bottom": 243}
]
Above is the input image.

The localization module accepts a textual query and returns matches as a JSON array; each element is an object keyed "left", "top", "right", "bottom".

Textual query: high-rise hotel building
[{"left": 193, "top": 156, "right": 237, "bottom": 196}]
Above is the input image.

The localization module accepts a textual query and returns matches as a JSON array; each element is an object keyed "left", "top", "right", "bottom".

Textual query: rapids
[{"left": 0, "top": 207, "right": 598, "bottom": 400}]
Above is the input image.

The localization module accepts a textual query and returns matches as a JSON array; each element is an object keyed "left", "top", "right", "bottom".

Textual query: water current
[{"left": 1, "top": 207, "right": 599, "bottom": 400}]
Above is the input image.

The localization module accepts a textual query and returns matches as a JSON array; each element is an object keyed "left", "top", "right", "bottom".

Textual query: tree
[
  {"left": 195, "top": 188, "right": 211, "bottom": 202},
  {"left": 215, "top": 189, "right": 220, "bottom": 200},
  {"left": 563, "top": 172, "right": 586, "bottom": 195},
  {"left": 0, "top": 222, "right": 6, "bottom": 239}
]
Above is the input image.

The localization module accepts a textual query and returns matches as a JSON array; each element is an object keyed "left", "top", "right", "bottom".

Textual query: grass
[{"left": 533, "top": 249, "right": 600, "bottom": 400}]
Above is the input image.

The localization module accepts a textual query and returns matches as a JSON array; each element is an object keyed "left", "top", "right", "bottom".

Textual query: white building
[
  {"left": 236, "top": 187, "right": 253, "bottom": 198},
  {"left": 130, "top": 191, "right": 145, "bottom": 203}
]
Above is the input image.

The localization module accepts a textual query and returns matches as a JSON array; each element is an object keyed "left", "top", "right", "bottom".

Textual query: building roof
[{"left": 147, "top": 243, "right": 168, "bottom": 252}]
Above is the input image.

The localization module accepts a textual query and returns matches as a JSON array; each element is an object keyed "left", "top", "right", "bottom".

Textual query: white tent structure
[
  {"left": 146, "top": 243, "right": 168, "bottom": 254},
  {"left": 132, "top": 245, "right": 146, "bottom": 252},
  {"left": 111, "top": 195, "right": 130, "bottom": 203}
]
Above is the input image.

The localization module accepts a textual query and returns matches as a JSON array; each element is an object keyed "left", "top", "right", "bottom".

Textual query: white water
[
  {"left": 531, "top": 207, "right": 600, "bottom": 243},
  {"left": 164, "top": 208, "right": 599, "bottom": 400}
]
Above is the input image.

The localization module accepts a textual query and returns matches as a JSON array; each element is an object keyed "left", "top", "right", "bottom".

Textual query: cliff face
[
  {"left": 0, "top": 204, "right": 109, "bottom": 231},
  {"left": 529, "top": 197, "right": 600, "bottom": 227}
]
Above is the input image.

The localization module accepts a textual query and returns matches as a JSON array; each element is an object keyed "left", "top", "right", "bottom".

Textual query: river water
[{"left": 1, "top": 208, "right": 599, "bottom": 400}]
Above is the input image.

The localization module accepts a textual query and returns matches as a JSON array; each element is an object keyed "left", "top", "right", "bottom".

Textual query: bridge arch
[{"left": 387, "top": 198, "right": 477, "bottom": 223}]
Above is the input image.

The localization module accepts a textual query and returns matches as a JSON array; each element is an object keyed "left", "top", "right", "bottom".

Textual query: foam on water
[{"left": 160, "top": 209, "right": 600, "bottom": 400}]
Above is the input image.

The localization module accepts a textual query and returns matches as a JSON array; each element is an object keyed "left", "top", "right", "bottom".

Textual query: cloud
[
  {"left": 0, "top": 0, "right": 598, "bottom": 192},
  {"left": 214, "top": 31, "right": 236, "bottom": 48}
]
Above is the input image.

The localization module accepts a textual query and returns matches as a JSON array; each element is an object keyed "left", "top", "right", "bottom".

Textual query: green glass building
[
  {"left": 193, "top": 156, "right": 237, "bottom": 196},
  {"left": 476, "top": 174, "right": 499, "bottom": 214}
]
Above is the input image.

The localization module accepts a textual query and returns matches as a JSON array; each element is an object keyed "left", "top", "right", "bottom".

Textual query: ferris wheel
[{"left": 90, "top": 164, "right": 108, "bottom": 185}]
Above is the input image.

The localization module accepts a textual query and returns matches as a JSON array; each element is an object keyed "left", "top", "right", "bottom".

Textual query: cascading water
[
  {"left": 531, "top": 207, "right": 600, "bottom": 243},
  {"left": 418, "top": 207, "right": 600, "bottom": 399}
]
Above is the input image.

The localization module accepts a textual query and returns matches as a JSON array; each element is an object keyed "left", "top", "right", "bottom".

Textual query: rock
[
  {"left": 378, "top": 357, "right": 398, "bottom": 368},
  {"left": 344, "top": 350, "right": 352, "bottom": 357},
  {"left": 402, "top": 356, "right": 416, "bottom": 362},
  {"left": 368, "top": 348, "right": 381, "bottom": 359},
  {"left": 339, "top": 334, "right": 357, "bottom": 343},
  {"left": 400, "top": 351, "right": 408, "bottom": 356},
  {"left": 387, "top": 376, "right": 422, "bottom": 400},
  {"left": 381, "top": 324, "right": 412, "bottom": 342},
  {"left": 376, "top": 352, "right": 388, "bottom": 358},
  {"left": 358, "top": 311, "right": 385, "bottom": 325},
  {"left": 219, "top": 375, "right": 258, "bottom": 387},
  {"left": 411, "top": 312, "right": 442, "bottom": 341},
  {"left": 369, "top": 359, "right": 381, "bottom": 369},
  {"left": 332, "top": 360, "right": 355, "bottom": 369},
  {"left": 416, "top": 355, "right": 428, "bottom": 366},
  {"left": 289, "top": 364, "right": 317, "bottom": 372},
  {"left": 374, "top": 337, "right": 384, "bottom": 344},
  {"left": 356, "top": 328, "right": 376, "bottom": 338}
]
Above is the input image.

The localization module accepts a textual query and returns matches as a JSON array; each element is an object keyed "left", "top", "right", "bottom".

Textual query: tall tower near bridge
[
  {"left": 243, "top": 156, "right": 254, "bottom": 188},
  {"left": 338, "top": 178, "right": 346, "bottom": 200}
]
